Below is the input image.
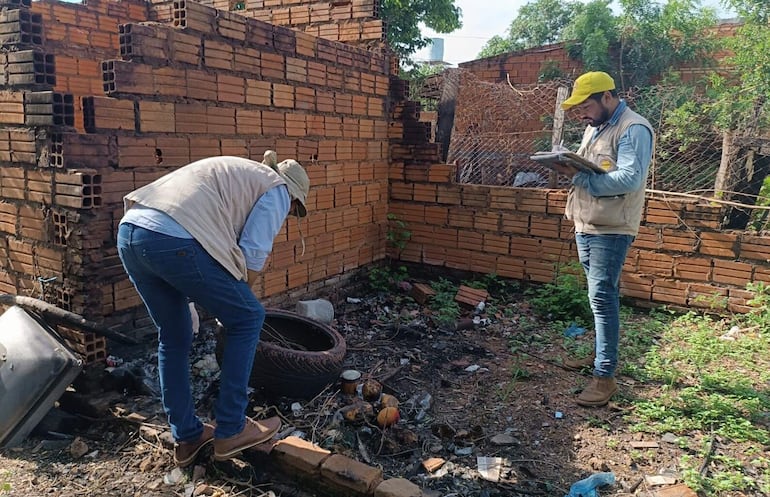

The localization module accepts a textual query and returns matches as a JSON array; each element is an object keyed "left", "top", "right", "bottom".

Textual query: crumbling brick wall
[
  {"left": 390, "top": 162, "right": 770, "bottom": 313},
  {"left": 458, "top": 43, "right": 583, "bottom": 86},
  {"left": 0, "top": 0, "right": 391, "bottom": 333}
]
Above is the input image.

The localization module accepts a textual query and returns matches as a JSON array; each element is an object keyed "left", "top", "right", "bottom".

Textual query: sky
[{"left": 414, "top": 0, "right": 736, "bottom": 66}]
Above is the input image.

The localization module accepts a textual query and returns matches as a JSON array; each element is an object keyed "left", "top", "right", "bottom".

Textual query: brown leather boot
[
  {"left": 576, "top": 376, "right": 617, "bottom": 407},
  {"left": 213, "top": 416, "right": 281, "bottom": 461},
  {"left": 563, "top": 352, "right": 596, "bottom": 371},
  {"left": 174, "top": 423, "right": 215, "bottom": 467}
]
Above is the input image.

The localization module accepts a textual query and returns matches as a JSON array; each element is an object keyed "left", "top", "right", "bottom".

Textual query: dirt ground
[{"left": 0, "top": 277, "right": 739, "bottom": 497}]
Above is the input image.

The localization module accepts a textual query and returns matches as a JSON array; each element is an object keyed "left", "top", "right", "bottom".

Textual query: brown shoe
[
  {"left": 563, "top": 352, "right": 596, "bottom": 371},
  {"left": 213, "top": 416, "right": 281, "bottom": 461},
  {"left": 576, "top": 376, "right": 618, "bottom": 407},
  {"left": 175, "top": 423, "right": 215, "bottom": 467}
]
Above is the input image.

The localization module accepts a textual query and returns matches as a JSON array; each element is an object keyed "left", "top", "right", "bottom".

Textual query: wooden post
[
  {"left": 549, "top": 86, "right": 568, "bottom": 187},
  {"left": 714, "top": 131, "right": 737, "bottom": 200}
]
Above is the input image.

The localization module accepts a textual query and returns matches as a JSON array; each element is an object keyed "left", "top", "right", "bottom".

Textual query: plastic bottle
[{"left": 564, "top": 472, "right": 615, "bottom": 497}]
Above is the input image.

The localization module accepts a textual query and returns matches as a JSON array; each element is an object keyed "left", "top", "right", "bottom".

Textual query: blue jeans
[
  {"left": 117, "top": 223, "right": 265, "bottom": 441},
  {"left": 575, "top": 233, "right": 633, "bottom": 377}
]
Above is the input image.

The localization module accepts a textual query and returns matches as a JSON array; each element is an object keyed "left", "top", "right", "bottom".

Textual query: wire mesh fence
[{"left": 412, "top": 69, "right": 770, "bottom": 230}]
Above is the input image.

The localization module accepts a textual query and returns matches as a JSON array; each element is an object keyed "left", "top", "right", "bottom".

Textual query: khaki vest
[
  {"left": 124, "top": 156, "right": 285, "bottom": 281},
  {"left": 565, "top": 106, "right": 653, "bottom": 235}
]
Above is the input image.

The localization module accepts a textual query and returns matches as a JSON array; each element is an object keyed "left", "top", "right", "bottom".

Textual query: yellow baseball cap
[{"left": 561, "top": 72, "right": 616, "bottom": 110}]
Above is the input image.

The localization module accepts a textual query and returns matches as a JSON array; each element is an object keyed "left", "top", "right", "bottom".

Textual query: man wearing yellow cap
[{"left": 557, "top": 72, "right": 654, "bottom": 407}]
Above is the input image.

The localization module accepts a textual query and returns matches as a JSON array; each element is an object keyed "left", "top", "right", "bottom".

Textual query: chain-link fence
[{"left": 412, "top": 69, "right": 770, "bottom": 230}]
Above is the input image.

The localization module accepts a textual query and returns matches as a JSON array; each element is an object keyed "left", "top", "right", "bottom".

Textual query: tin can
[{"left": 340, "top": 369, "right": 361, "bottom": 395}]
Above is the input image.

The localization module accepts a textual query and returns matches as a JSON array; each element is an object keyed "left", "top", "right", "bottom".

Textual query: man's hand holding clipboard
[{"left": 530, "top": 151, "right": 609, "bottom": 178}]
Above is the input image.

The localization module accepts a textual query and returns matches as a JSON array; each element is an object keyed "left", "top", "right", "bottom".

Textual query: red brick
[{"left": 320, "top": 454, "right": 383, "bottom": 495}]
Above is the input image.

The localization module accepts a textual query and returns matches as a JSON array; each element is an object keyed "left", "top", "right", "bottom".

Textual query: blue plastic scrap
[
  {"left": 564, "top": 472, "right": 615, "bottom": 497},
  {"left": 563, "top": 322, "right": 587, "bottom": 338}
]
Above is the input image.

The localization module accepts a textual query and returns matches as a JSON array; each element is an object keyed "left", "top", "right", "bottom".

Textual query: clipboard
[{"left": 529, "top": 151, "right": 608, "bottom": 174}]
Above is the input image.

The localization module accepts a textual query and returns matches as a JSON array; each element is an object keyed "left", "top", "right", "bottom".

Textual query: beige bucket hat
[{"left": 276, "top": 159, "right": 309, "bottom": 217}]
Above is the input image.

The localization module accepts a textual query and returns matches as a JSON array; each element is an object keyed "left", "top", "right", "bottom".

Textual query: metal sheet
[{"left": 0, "top": 305, "right": 83, "bottom": 447}]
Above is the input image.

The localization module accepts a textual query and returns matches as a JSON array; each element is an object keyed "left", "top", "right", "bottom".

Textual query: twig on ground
[{"left": 699, "top": 432, "right": 717, "bottom": 477}]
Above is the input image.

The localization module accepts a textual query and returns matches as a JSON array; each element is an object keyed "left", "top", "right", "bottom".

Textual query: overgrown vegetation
[
  {"left": 368, "top": 214, "right": 412, "bottom": 293},
  {"left": 526, "top": 262, "right": 593, "bottom": 327}
]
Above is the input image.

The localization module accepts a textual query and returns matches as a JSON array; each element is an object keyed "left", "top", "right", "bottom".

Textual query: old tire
[{"left": 216, "top": 309, "right": 346, "bottom": 399}]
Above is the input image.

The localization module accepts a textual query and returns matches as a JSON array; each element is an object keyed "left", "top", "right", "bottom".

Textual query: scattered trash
[
  {"left": 454, "top": 318, "right": 476, "bottom": 331},
  {"left": 645, "top": 474, "right": 678, "bottom": 486},
  {"left": 454, "top": 446, "right": 473, "bottom": 456},
  {"left": 465, "top": 365, "right": 481, "bottom": 373},
  {"left": 192, "top": 354, "right": 219, "bottom": 377},
  {"left": 163, "top": 467, "right": 185, "bottom": 485},
  {"left": 555, "top": 411, "right": 564, "bottom": 419},
  {"left": 291, "top": 402, "right": 303, "bottom": 417},
  {"left": 105, "top": 355, "right": 123, "bottom": 368},
  {"left": 564, "top": 322, "right": 587, "bottom": 338},
  {"left": 477, "top": 456, "right": 505, "bottom": 482},
  {"left": 340, "top": 369, "right": 361, "bottom": 395},
  {"left": 474, "top": 301, "right": 486, "bottom": 314},
  {"left": 564, "top": 472, "right": 615, "bottom": 497},
  {"left": 422, "top": 457, "right": 446, "bottom": 473},
  {"left": 719, "top": 325, "right": 741, "bottom": 341},
  {"left": 473, "top": 316, "right": 491, "bottom": 326},
  {"left": 651, "top": 483, "right": 698, "bottom": 497},
  {"left": 346, "top": 297, "right": 362, "bottom": 304}
]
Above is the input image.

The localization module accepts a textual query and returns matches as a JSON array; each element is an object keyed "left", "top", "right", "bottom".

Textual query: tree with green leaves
[
  {"left": 704, "top": 0, "right": 770, "bottom": 228},
  {"left": 616, "top": 0, "right": 718, "bottom": 87},
  {"left": 478, "top": 0, "right": 582, "bottom": 58},
  {"left": 381, "top": 0, "right": 462, "bottom": 62},
  {"left": 477, "top": 0, "right": 718, "bottom": 88}
]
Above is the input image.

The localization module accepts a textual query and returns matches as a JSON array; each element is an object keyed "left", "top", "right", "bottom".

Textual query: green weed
[
  {"left": 527, "top": 262, "right": 592, "bottom": 326},
  {"left": 428, "top": 278, "right": 460, "bottom": 328}
]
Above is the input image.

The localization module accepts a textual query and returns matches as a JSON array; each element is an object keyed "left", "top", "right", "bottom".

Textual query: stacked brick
[
  {"left": 196, "top": 0, "right": 385, "bottom": 47},
  {"left": 0, "top": 0, "right": 392, "bottom": 335},
  {"left": 388, "top": 76, "right": 441, "bottom": 165},
  {"left": 390, "top": 164, "right": 770, "bottom": 313}
]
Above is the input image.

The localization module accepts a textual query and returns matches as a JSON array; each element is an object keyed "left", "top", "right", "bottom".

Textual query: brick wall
[
  {"left": 0, "top": 0, "right": 391, "bottom": 332},
  {"left": 390, "top": 162, "right": 770, "bottom": 313},
  {"left": 458, "top": 43, "right": 583, "bottom": 85},
  {"left": 199, "top": 0, "right": 385, "bottom": 46}
]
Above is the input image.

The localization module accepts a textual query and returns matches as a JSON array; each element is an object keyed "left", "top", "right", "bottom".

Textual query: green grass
[
  {"left": 623, "top": 306, "right": 770, "bottom": 495},
  {"left": 516, "top": 275, "right": 770, "bottom": 496}
]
